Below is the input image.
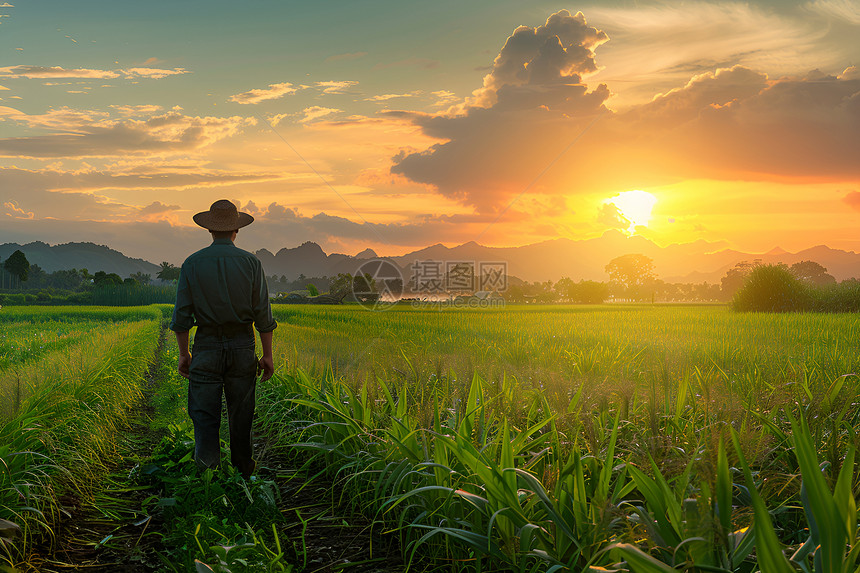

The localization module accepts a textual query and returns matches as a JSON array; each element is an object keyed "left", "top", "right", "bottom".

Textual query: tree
[
  {"left": 720, "top": 260, "right": 761, "bottom": 300},
  {"left": 157, "top": 262, "right": 181, "bottom": 281},
  {"left": 93, "top": 271, "right": 123, "bottom": 286},
  {"left": 790, "top": 260, "right": 835, "bottom": 286},
  {"left": 554, "top": 277, "right": 575, "bottom": 302},
  {"left": 3, "top": 250, "right": 30, "bottom": 282},
  {"left": 605, "top": 254, "right": 656, "bottom": 288},
  {"left": 576, "top": 280, "right": 609, "bottom": 304},
  {"left": 129, "top": 272, "right": 152, "bottom": 285},
  {"left": 329, "top": 273, "right": 353, "bottom": 296},
  {"left": 307, "top": 283, "right": 319, "bottom": 296}
]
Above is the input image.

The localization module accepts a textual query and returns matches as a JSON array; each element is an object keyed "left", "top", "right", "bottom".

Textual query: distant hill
[
  {"left": 4, "top": 234, "right": 859, "bottom": 285},
  {"left": 0, "top": 241, "right": 161, "bottom": 277},
  {"left": 255, "top": 232, "right": 860, "bottom": 284}
]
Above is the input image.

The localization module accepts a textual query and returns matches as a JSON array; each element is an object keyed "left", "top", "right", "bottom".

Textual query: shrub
[{"left": 733, "top": 264, "right": 811, "bottom": 312}]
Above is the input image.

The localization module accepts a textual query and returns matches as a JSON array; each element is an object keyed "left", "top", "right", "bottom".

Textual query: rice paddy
[{"left": 2, "top": 303, "right": 860, "bottom": 572}]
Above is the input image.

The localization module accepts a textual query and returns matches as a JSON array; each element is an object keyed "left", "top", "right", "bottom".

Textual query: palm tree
[{"left": 156, "top": 262, "right": 180, "bottom": 281}]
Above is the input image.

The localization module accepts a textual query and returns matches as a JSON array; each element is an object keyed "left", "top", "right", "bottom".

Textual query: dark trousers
[{"left": 188, "top": 330, "right": 257, "bottom": 477}]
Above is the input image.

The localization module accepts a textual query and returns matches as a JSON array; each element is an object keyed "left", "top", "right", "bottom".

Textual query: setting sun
[{"left": 606, "top": 190, "right": 658, "bottom": 234}]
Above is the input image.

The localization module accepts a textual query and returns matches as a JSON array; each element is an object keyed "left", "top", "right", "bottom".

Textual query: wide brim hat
[{"left": 193, "top": 200, "right": 254, "bottom": 231}]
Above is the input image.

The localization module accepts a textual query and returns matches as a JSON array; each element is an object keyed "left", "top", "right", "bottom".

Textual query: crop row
[
  {"left": 0, "top": 315, "right": 159, "bottom": 570},
  {"left": 253, "top": 305, "right": 860, "bottom": 571}
]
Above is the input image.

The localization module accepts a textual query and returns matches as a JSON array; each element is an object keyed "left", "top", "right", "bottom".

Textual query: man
[{"left": 169, "top": 199, "right": 277, "bottom": 478}]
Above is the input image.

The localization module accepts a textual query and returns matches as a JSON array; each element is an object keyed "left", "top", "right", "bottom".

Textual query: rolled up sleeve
[
  {"left": 252, "top": 259, "right": 277, "bottom": 333},
  {"left": 169, "top": 263, "right": 195, "bottom": 332}
]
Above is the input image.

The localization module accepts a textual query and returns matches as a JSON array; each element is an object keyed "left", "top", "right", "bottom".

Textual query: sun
[{"left": 605, "top": 190, "right": 657, "bottom": 234}]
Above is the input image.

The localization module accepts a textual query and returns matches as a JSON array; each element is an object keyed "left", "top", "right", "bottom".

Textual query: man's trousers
[{"left": 187, "top": 329, "right": 257, "bottom": 477}]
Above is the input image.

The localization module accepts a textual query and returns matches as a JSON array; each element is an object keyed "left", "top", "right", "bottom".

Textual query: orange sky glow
[{"left": 1, "top": 2, "right": 858, "bottom": 264}]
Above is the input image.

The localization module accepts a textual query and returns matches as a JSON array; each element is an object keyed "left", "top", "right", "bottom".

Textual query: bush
[{"left": 733, "top": 265, "right": 811, "bottom": 312}]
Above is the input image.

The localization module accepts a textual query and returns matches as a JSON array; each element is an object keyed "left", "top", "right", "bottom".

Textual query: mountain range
[
  {"left": 0, "top": 241, "right": 160, "bottom": 277},
  {"left": 3, "top": 232, "right": 860, "bottom": 285}
]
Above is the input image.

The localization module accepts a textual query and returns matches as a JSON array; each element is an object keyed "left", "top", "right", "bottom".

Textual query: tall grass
[
  {"left": 0, "top": 316, "right": 159, "bottom": 569},
  {"left": 255, "top": 304, "right": 860, "bottom": 571}
]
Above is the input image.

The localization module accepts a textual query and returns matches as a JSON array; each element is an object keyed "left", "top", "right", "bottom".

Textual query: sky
[{"left": 1, "top": 0, "right": 858, "bottom": 264}]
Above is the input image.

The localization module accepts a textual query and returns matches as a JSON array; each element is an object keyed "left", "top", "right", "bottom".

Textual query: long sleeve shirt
[{"left": 169, "top": 238, "right": 277, "bottom": 334}]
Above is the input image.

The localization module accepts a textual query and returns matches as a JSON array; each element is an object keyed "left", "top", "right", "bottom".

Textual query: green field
[{"left": 2, "top": 304, "right": 860, "bottom": 572}]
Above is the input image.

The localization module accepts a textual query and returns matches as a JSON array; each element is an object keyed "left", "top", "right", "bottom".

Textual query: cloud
[
  {"left": 229, "top": 82, "right": 298, "bottom": 104},
  {"left": 4, "top": 201, "right": 34, "bottom": 219},
  {"left": 315, "top": 80, "right": 358, "bottom": 94},
  {"left": 391, "top": 10, "right": 612, "bottom": 210},
  {"left": 0, "top": 65, "right": 191, "bottom": 80},
  {"left": 299, "top": 106, "right": 341, "bottom": 123},
  {"left": 843, "top": 191, "right": 860, "bottom": 211},
  {"left": 0, "top": 203, "right": 490, "bottom": 266},
  {"left": 806, "top": 0, "right": 860, "bottom": 24},
  {"left": 0, "top": 85, "right": 8, "bottom": 91},
  {"left": 430, "top": 90, "right": 459, "bottom": 108},
  {"left": 389, "top": 9, "right": 860, "bottom": 211},
  {"left": 1, "top": 166, "right": 280, "bottom": 193},
  {"left": 597, "top": 202, "right": 629, "bottom": 230},
  {"left": 138, "top": 200, "right": 181, "bottom": 222},
  {"left": 121, "top": 67, "right": 190, "bottom": 79},
  {"left": 0, "top": 65, "right": 120, "bottom": 79},
  {"left": 0, "top": 105, "right": 112, "bottom": 131},
  {"left": 109, "top": 104, "right": 163, "bottom": 116},
  {"left": 0, "top": 110, "right": 255, "bottom": 158},
  {"left": 325, "top": 52, "right": 367, "bottom": 62},
  {"left": 365, "top": 92, "right": 421, "bottom": 102}
]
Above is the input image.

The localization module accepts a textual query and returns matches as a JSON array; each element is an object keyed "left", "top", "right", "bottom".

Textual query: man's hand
[
  {"left": 178, "top": 353, "right": 191, "bottom": 379},
  {"left": 257, "top": 355, "right": 274, "bottom": 382},
  {"left": 175, "top": 330, "right": 191, "bottom": 379}
]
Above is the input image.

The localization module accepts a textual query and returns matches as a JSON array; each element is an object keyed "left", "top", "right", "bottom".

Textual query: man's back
[{"left": 170, "top": 238, "right": 275, "bottom": 333}]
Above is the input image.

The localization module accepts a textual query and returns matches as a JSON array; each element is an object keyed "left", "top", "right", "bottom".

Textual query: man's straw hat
[{"left": 193, "top": 200, "right": 254, "bottom": 231}]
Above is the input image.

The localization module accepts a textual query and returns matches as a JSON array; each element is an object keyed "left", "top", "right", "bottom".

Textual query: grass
[
  {"left": 0, "top": 310, "right": 159, "bottom": 570},
  {"left": 256, "top": 304, "right": 860, "bottom": 571},
  {"left": 3, "top": 303, "right": 860, "bottom": 572}
]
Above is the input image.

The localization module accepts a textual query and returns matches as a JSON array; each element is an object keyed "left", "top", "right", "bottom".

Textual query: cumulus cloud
[
  {"left": 299, "top": 106, "right": 341, "bottom": 123},
  {"left": 315, "top": 80, "right": 358, "bottom": 94},
  {"left": 229, "top": 82, "right": 298, "bottom": 104},
  {"left": 389, "top": 9, "right": 860, "bottom": 211},
  {"left": 0, "top": 110, "right": 255, "bottom": 158},
  {"left": 391, "top": 10, "right": 612, "bottom": 210}
]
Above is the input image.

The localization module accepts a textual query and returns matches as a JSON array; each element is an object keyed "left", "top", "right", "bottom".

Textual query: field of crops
[{"left": 2, "top": 304, "right": 860, "bottom": 572}]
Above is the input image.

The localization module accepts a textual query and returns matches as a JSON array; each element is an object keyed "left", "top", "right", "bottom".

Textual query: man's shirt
[{"left": 169, "top": 238, "right": 277, "bottom": 333}]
